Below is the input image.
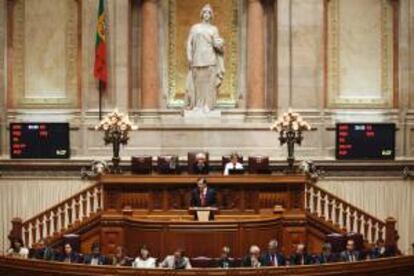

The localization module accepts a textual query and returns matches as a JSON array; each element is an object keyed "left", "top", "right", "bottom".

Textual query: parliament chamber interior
[{"left": 0, "top": 0, "right": 414, "bottom": 275}]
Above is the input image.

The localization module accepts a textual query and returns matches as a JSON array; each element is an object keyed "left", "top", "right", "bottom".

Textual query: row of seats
[{"left": 131, "top": 153, "right": 270, "bottom": 174}]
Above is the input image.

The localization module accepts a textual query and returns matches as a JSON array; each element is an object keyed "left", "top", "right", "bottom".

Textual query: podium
[{"left": 188, "top": 207, "right": 218, "bottom": 222}]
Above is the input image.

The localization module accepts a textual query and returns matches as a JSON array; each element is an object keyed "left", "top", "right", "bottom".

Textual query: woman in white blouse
[
  {"left": 132, "top": 245, "right": 156, "bottom": 268},
  {"left": 7, "top": 237, "right": 29, "bottom": 259},
  {"left": 224, "top": 153, "right": 244, "bottom": 175}
]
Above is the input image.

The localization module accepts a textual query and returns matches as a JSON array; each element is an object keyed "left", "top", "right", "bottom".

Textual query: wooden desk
[{"left": 1, "top": 255, "right": 414, "bottom": 276}]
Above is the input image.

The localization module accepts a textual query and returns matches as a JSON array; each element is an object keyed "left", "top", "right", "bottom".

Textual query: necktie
[{"left": 200, "top": 190, "right": 206, "bottom": 206}]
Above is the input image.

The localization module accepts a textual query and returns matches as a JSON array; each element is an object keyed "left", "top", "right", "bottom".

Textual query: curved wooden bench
[{"left": 0, "top": 255, "right": 413, "bottom": 275}]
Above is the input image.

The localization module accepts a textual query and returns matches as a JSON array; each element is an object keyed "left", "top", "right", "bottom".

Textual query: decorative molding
[
  {"left": 9, "top": 0, "right": 80, "bottom": 108},
  {"left": 326, "top": 0, "right": 395, "bottom": 108}
]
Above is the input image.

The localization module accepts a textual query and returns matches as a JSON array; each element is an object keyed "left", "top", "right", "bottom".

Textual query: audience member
[
  {"left": 261, "top": 239, "right": 285, "bottom": 267},
  {"left": 241, "top": 245, "right": 263, "bottom": 267},
  {"left": 7, "top": 237, "right": 29, "bottom": 259},
  {"left": 217, "top": 246, "right": 233, "bottom": 268},
  {"left": 111, "top": 246, "right": 132, "bottom": 266},
  {"left": 340, "top": 239, "right": 360, "bottom": 262},
  {"left": 316, "top": 243, "right": 336, "bottom": 264},
  {"left": 133, "top": 245, "right": 157, "bottom": 268},
  {"left": 30, "top": 239, "right": 55, "bottom": 261},
  {"left": 290, "top": 243, "right": 313, "bottom": 265},
  {"left": 83, "top": 242, "right": 107, "bottom": 265},
  {"left": 58, "top": 243, "right": 80, "bottom": 263},
  {"left": 159, "top": 248, "right": 192, "bottom": 269}
]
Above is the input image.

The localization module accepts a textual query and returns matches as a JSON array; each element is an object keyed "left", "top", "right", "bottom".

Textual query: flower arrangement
[
  {"left": 95, "top": 109, "right": 138, "bottom": 145},
  {"left": 95, "top": 109, "right": 138, "bottom": 173},
  {"left": 270, "top": 110, "right": 311, "bottom": 133},
  {"left": 270, "top": 110, "right": 312, "bottom": 172}
]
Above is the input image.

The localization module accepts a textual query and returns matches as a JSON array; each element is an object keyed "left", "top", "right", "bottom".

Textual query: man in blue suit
[{"left": 83, "top": 243, "right": 107, "bottom": 265}]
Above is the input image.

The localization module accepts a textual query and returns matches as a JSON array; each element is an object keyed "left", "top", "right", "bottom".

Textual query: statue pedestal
[{"left": 183, "top": 109, "right": 222, "bottom": 121}]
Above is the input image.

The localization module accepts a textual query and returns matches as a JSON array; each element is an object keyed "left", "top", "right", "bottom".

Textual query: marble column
[
  {"left": 140, "top": 0, "right": 160, "bottom": 110},
  {"left": 246, "top": 0, "right": 266, "bottom": 111}
]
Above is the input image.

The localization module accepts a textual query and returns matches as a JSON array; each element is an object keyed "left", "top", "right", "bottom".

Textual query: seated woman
[
  {"left": 132, "top": 245, "right": 156, "bottom": 268},
  {"left": 224, "top": 153, "right": 244, "bottom": 175},
  {"left": 7, "top": 237, "right": 29, "bottom": 259},
  {"left": 58, "top": 243, "right": 80, "bottom": 263}
]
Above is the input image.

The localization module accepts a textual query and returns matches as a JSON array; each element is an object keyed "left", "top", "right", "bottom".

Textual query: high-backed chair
[
  {"left": 131, "top": 156, "right": 152, "bottom": 174},
  {"left": 248, "top": 156, "right": 270, "bottom": 174},
  {"left": 188, "top": 152, "right": 209, "bottom": 174},
  {"left": 221, "top": 155, "right": 244, "bottom": 169},
  {"left": 157, "top": 155, "right": 180, "bottom": 174}
]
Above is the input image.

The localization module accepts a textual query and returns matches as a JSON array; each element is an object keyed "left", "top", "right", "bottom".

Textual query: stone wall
[{"left": 0, "top": 0, "right": 413, "bottom": 160}]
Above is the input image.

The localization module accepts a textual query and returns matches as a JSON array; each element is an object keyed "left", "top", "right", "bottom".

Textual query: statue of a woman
[{"left": 185, "top": 4, "right": 225, "bottom": 112}]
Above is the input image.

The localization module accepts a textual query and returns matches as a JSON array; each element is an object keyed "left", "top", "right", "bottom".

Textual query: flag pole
[{"left": 99, "top": 81, "right": 103, "bottom": 120}]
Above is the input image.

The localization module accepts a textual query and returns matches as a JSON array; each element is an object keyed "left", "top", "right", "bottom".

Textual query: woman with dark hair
[
  {"left": 58, "top": 243, "right": 80, "bottom": 263},
  {"left": 7, "top": 237, "right": 29, "bottom": 259},
  {"left": 132, "top": 245, "right": 156, "bottom": 268}
]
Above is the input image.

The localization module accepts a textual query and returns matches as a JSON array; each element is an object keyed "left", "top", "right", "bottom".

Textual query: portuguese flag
[{"left": 94, "top": 0, "right": 107, "bottom": 89}]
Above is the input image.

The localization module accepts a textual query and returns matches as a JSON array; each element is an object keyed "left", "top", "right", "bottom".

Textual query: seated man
[
  {"left": 192, "top": 153, "right": 209, "bottom": 174},
  {"left": 316, "top": 242, "right": 337, "bottom": 264},
  {"left": 217, "top": 246, "right": 233, "bottom": 268},
  {"left": 159, "top": 248, "right": 192, "bottom": 269},
  {"left": 111, "top": 246, "right": 132, "bottom": 266},
  {"left": 190, "top": 177, "right": 216, "bottom": 207},
  {"left": 7, "top": 237, "right": 29, "bottom": 259},
  {"left": 241, "top": 245, "right": 264, "bottom": 268},
  {"left": 261, "top": 239, "right": 286, "bottom": 267},
  {"left": 290, "top": 243, "right": 313, "bottom": 265},
  {"left": 31, "top": 239, "right": 55, "bottom": 261},
  {"left": 58, "top": 243, "right": 80, "bottom": 263},
  {"left": 223, "top": 153, "right": 244, "bottom": 175},
  {"left": 339, "top": 239, "right": 361, "bottom": 262},
  {"left": 84, "top": 242, "right": 107, "bottom": 265}
]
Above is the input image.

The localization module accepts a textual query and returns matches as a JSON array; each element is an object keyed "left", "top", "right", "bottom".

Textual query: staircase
[
  {"left": 305, "top": 181, "right": 398, "bottom": 246},
  {"left": 9, "top": 182, "right": 103, "bottom": 247}
]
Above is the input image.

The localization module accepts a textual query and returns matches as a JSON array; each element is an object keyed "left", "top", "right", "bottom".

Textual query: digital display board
[
  {"left": 10, "top": 123, "right": 70, "bottom": 159},
  {"left": 336, "top": 123, "right": 395, "bottom": 160}
]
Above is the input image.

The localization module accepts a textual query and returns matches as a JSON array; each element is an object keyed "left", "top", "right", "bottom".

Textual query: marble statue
[{"left": 185, "top": 4, "right": 225, "bottom": 112}]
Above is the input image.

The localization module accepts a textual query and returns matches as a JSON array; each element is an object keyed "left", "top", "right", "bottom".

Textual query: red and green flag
[{"left": 94, "top": 0, "right": 108, "bottom": 89}]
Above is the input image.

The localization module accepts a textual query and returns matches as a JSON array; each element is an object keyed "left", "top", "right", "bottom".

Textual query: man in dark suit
[
  {"left": 83, "top": 243, "right": 107, "bottom": 265},
  {"left": 340, "top": 239, "right": 361, "bottom": 262},
  {"left": 316, "top": 242, "right": 337, "bottom": 264},
  {"left": 261, "top": 239, "right": 286, "bottom": 267},
  {"left": 31, "top": 239, "right": 55, "bottom": 261},
  {"left": 190, "top": 177, "right": 216, "bottom": 207},
  {"left": 217, "top": 246, "right": 233, "bottom": 268},
  {"left": 241, "top": 245, "right": 264, "bottom": 267},
  {"left": 290, "top": 243, "right": 314, "bottom": 265},
  {"left": 192, "top": 153, "right": 209, "bottom": 174}
]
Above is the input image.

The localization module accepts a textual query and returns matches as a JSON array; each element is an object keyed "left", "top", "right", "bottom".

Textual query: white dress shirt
[
  {"left": 132, "top": 257, "right": 157, "bottom": 268},
  {"left": 224, "top": 162, "right": 244, "bottom": 175}
]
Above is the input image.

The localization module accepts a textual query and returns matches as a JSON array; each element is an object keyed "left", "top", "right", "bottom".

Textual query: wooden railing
[
  {"left": 9, "top": 183, "right": 103, "bottom": 248},
  {"left": 305, "top": 182, "right": 397, "bottom": 247}
]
